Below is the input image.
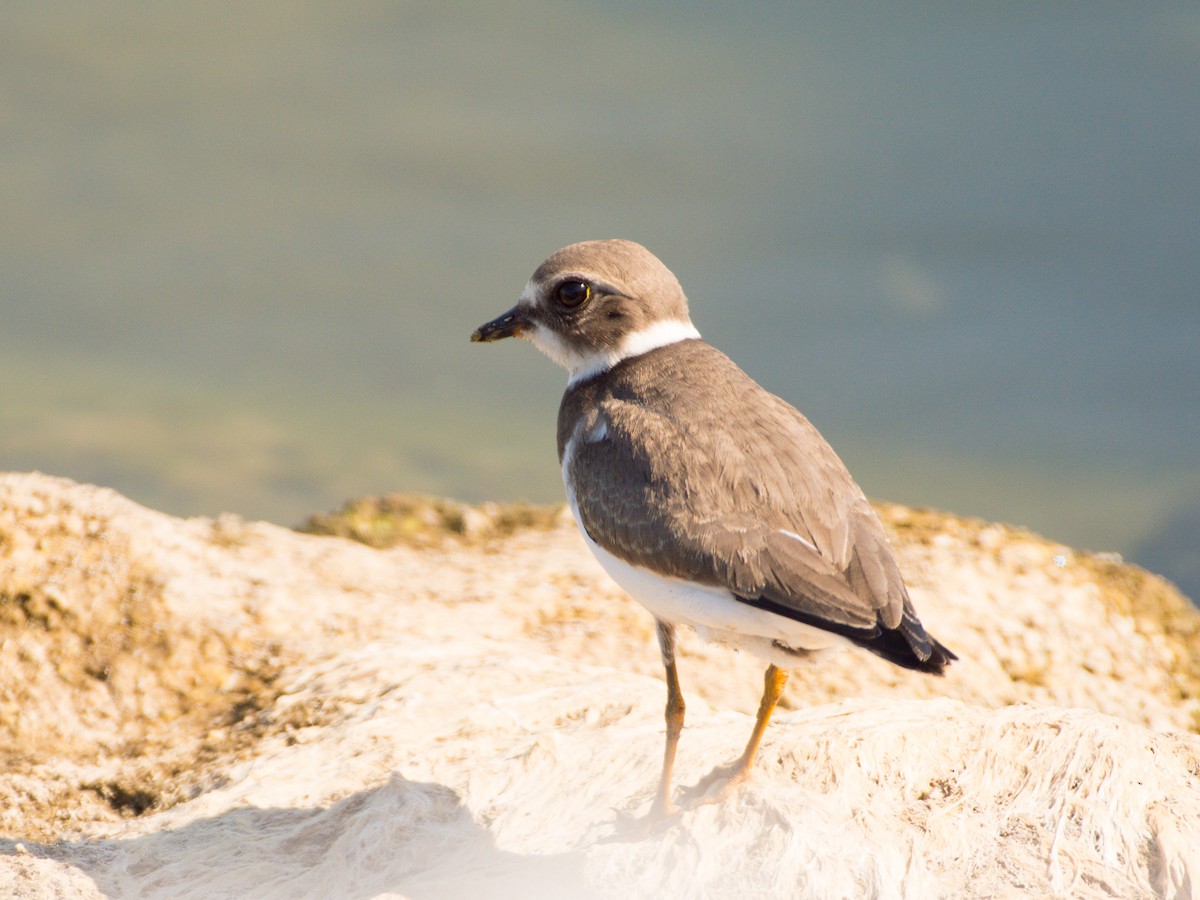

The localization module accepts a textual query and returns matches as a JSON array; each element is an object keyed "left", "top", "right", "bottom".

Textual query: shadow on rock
[{"left": 4, "top": 774, "right": 594, "bottom": 899}]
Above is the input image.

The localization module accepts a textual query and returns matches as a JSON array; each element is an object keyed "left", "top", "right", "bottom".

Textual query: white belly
[{"left": 567, "top": 498, "right": 851, "bottom": 666}]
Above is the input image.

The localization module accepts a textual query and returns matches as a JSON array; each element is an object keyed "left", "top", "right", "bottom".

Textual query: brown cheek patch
[{"left": 564, "top": 296, "right": 628, "bottom": 349}]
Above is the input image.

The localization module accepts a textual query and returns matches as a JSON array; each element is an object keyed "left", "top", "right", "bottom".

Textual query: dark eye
[{"left": 555, "top": 280, "right": 591, "bottom": 309}]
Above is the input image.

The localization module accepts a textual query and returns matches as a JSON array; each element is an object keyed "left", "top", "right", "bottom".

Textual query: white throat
[{"left": 529, "top": 318, "right": 701, "bottom": 387}]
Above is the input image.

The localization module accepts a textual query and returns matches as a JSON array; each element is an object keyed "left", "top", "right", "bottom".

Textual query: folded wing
[{"left": 561, "top": 341, "right": 955, "bottom": 672}]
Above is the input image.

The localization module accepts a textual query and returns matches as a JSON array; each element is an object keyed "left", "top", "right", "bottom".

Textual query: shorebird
[{"left": 471, "top": 239, "right": 955, "bottom": 820}]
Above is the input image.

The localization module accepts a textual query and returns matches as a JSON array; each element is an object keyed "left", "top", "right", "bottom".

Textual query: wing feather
[{"left": 561, "top": 341, "right": 911, "bottom": 635}]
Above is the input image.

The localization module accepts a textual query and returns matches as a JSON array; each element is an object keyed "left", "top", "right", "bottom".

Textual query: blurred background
[{"left": 2, "top": 3, "right": 1197, "bottom": 600}]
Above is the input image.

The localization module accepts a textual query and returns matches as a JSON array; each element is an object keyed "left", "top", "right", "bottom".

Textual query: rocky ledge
[{"left": 1, "top": 472, "right": 1198, "bottom": 898}]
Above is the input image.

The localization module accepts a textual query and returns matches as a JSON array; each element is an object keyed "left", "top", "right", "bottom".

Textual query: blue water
[{"left": 2, "top": 3, "right": 1197, "bottom": 598}]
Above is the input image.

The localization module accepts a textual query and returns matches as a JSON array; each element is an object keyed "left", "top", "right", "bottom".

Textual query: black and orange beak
[{"left": 470, "top": 305, "right": 530, "bottom": 343}]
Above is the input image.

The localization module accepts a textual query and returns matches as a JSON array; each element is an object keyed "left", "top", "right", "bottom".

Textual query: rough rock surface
[{"left": 1, "top": 471, "right": 1198, "bottom": 898}]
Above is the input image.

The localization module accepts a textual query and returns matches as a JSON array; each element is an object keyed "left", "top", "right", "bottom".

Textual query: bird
[{"left": 471, "top": 239, "right": 955, "bottom": 821}]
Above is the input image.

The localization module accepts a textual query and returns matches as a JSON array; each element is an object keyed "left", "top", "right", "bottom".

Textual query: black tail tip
[
  {"left": 853, "top": 631, "right": 958, "bottom": 675},
  {"left": 919, "top": 638, "right": 958, "bottom": 676}
]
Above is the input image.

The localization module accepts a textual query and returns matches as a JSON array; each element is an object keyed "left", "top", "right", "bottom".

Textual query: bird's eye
[{"left": 555, "top": 280, "right": 591, "bottom": 309}]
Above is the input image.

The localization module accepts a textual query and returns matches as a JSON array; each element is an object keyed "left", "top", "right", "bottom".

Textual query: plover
[{"left": 472, "top": 239, "right": 955, "bottom": 819}]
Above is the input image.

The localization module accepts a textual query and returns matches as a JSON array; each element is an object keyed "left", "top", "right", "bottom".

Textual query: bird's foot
[
  {"left": 602, "top": 797, "right": 683, "bottom": 842},
  {"left": 679, "top": 760, "right": 752, "bottom": 809}
]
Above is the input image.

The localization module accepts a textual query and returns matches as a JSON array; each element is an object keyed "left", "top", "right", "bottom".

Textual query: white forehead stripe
[{"left": 565, "top": 319, "right": 701, "bottom": 386}]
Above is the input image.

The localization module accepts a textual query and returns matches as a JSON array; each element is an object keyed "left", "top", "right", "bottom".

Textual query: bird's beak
[{"left": 471, "top": 304, "right": 530, "bottom": 343}]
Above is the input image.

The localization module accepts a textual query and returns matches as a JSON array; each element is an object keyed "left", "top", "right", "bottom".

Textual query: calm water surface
[{"left": 2, "top": 3, "right": 1198, "bottom": 597}]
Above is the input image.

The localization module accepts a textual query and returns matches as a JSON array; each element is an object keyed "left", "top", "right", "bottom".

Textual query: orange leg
[
  {"left": 649, "top": 620, "right": 686, "bottom": 820},
  {"left": 686, "top": 663, "right": 789, "bottom": 806}
]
